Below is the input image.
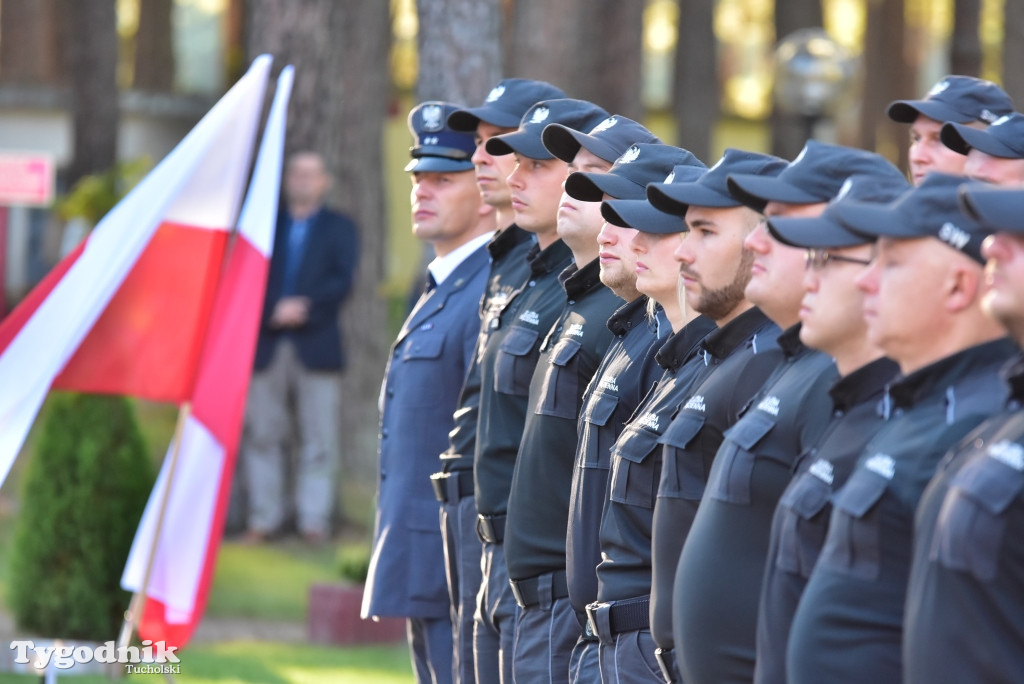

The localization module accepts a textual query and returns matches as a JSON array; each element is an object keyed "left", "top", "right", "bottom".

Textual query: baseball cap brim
[
  {"left": 647, "top": 182, "right": 738, "bottom": 217},
  {"left": 565, "top": 171, "right": 643, "bottom": 202},
  {"left": 485, "top": 130, "right": 553, "bottom": 160},
  {"left": 832, "top": 201, "right": 921, "bottom": 242},
  {"left": 602, "top": 198, "right": 686, "bottom": 234},
  {"left": 448, "top": 105, "right": 522, "bottom": 132},
  {"left": 960, "top": 185, "right": 1024, "bottom": 233},
  {"left": 404, "top": 156, "right": 475, "bottom": 173},
  {"left": 727, "top": 173, "right": 824, "bottom": 211},
  {"left": 767, "top": 213, "right": 870, "bottom": 249},
  {"left": 942, "top": 122, "right": 1020, "bottom": 158},
  {"left": 887, "top": 99, "right": 969, "bottom": 125}
]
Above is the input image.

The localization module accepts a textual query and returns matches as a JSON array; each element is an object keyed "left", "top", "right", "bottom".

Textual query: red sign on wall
[{"left": 0, "top": 153, "right": 54, "bottom": 206}]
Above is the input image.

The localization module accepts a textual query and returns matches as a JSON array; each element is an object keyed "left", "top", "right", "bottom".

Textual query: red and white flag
[
  {"left": 0, "top": 55, "right": 274, "bottom": 488},
  {"left": 119, "top": 65, "right": 294, "bottom": 649}
]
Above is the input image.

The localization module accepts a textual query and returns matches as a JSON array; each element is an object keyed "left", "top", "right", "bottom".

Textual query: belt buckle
[
  {"left": 429, "top": 472, "right": 448, "bottom": 503},
  {"left": 584, "top": 602, "right": 600, "bottom": 642},
  {"left": 654, "top": 647, "right": 674, "bottom": 683},
  {"left": 509, "top": 579, "right": 526, "bottom": 608}
]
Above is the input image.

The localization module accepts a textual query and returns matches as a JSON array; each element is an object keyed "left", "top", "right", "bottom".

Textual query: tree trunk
[
  {"left": 416, "top": 0, "right": 503, "bottom": 105},
  {"left": 506, "top": 0, "right": 582, "bottom": 92},
  {"left": 1001, "top": 0, "right": 1024, "bottom": 103},
  {"left": 950, "top": 0, "right": 982, "bottom": 76},
  {"left": 58, "top": 0, "right": 119, "bottom": 187},
  {"left": 770, "top": 0, "right": 824, "bottom": 159},
  {"left": 246, "top": 0, "right": 392, "bottom": 501},
  {"left": 857, "top": 0, "right": 912, "bottom": 172},
  {"left": 133, "top": 0, "right": 175, "bottom": 91},
  {"left": 0, "top": 0, "right": 62, "bottom": 84},
  {"left": 573, "top": 0, "right": 644, "bottom": 120},
  {"left": 674, "top": 0, "right": 718, "bottom": 163}
]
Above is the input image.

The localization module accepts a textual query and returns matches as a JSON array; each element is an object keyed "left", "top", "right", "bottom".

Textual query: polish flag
[
  {"left": 119, "top": 65, "right": 294, "bottom": 649},
  {"left": 0, "top": 55, "right": 274, "bottom": 489}
]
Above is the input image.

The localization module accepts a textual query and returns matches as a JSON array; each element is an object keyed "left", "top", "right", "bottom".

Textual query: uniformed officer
[
  {"left": 672, "top": 142, "right": 900, "bottom": 684},
  {"left": 442, "top": 78, "right": 564, "bottom": 684},
  {"left": 638, "top": 149, "right": 789, "bottom": 683},
  {"left": 886, "top": 74, "right": 1014, "bottom": 185},
  {"left": 753, "top": 170, "right": 909, "bottom": 684},
  {"left": 941, "top": 111, "right": 1024, "bottom": 186},
  {"left": 474, "top": 97, "right": 609, "bottom": 684},
  {"left": 787, "top": 173, "right": 1016, "bottom": 684},
  {"left": 903, "top": 184, "right": 1024, "bottom": 683},
  {"left": 363, "top": 101, "right": 496, "bottom": 684}
]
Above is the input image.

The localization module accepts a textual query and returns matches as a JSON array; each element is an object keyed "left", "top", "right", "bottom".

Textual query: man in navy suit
[
  {"left": 242, "top": 151, "right": 359, "bottom": 544},
  {"left": 362, "top": 102, "right": 496, "bottom": 684}
]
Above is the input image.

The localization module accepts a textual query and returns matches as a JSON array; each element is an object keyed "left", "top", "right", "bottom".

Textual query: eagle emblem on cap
[
  {"left": 421, "top": 104, "right": 444, "bottom": 132},
  {"left": 619, "top": 145, "right": 641, "bottom": 164},
  {"left": 835, "top": 178, "right": 854, "bottom": 201},
  {"left": 992, "top": 113, "right": 1014, "bottom": 127},
  {"left": 928, "top": 80, "right": 951, "bottom": 97},
  {"left": 663, "top": 170, "right": 675, "bottom": 183},
  {"left": 486, "top": 85, "right": 506, "bottom": 102},
  {"left": 591, "top": 116, "right": 618, "bottom": 133},
  {"left": 980, "top": 109, "right": 998, "bottom": 123},
  {"left": 529, "top": 106, "right": 550, "bottom": 124}
]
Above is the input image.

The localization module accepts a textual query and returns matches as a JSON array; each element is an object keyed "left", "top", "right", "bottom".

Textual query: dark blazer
[
  {"left": 362, "top": 243, "right": 490, "bottom": 619},
  {"left": 254, "top": 206, "right": 359, "bottom": 371}
]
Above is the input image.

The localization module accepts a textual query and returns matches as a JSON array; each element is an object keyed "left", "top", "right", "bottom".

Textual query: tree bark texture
[
  {"left": 674, "top": 0, "right": 718, "bottom": 163},
  {"left": 59, "top": 0, "right": 120, "bottom": 187},
  {"left": 1001, "top": 0, "right": 1024, "bottom": 104},
  {"left": 0, "top": 0, "right": 62, "bottom": 84},
  {"left": 950, "top": 0, "right": 982, "bottom": 76},
  {"left": 856, "top": 0, "right": 912, "bottom": 172},
  {"left": 416, "top": 0, "right": 503, "bottom": 105},
  {"left": 246, "top": 0, "right": 392, "bottom": 490},
  {"left": 133, "top": 0, "right": 175, "bottom": 91},
  {"left": 770, "top": 0, "right": 825, "bottom": 159}
]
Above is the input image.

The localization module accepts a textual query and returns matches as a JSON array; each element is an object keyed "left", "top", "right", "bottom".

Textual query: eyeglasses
[{"left": 804, "top": 248, "right": 873, "bottom": 271}]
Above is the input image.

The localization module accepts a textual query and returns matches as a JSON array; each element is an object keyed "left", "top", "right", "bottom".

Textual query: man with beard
[
  {"left": 637, "top": 149, "right": 788, "bottom": 683},
  {"left": 901, "top": 184, "right": 1024, "bottom": 683}
]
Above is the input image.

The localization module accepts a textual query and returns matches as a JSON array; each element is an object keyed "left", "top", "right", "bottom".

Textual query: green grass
[{"left": 0, "top": 642, "right": 413, "bottom": 683}]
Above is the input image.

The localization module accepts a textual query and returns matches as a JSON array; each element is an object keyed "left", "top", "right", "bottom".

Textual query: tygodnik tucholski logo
[{"left": 10, "top": 639, "right": 181, "bottom": 674}]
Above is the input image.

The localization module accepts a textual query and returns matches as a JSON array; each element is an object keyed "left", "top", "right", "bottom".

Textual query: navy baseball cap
[
  {"left": 447, "top": 78, "right": 567, "bottom": 132},
  {"left": 565, "top": 143, "right": 705, "bottom": 202},
  {"left": 887, "top": 75, "right": 1013, "bottom": 125},
  {"left": 404, "top": 101, "right": 477, "bottom": 173},
  {"left": 648, "top": 148, "right": 788, "bottom": 216},
  {"left": 727, "top": 141, "right": 904, "bottom": 211},
  {"left": 601, "top": 164, "right": 708, "bottom": 234},
  {"left": 833, "top": 173, "right": 989, "bottom": 263},
  {"left": 959, "top": 185, "right": 1024, "bottom": 233},
  {"left": 543, "top": 115, "right": 661, "bottom": 164},
  {"left": 485, "top": 99, "right": 609, "bottom": 160},
  {"left": 767, "top": 169, "right": 911, "bottom": 249},
  {"left": 941, "top": 112, "right": 1024, "bottom": 159}
]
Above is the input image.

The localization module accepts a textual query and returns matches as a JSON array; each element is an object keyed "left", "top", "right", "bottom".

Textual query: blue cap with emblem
[
  {"left": 602, "top": 164, "right": 708, "bottom": 235},
  {"left": 565, "top": 143, "right": 705, "bottom": 202},
  {"left": 447, "top": 78, "right": 567, "bottom": 132},
  {"left": 887, "top": 75, "right": 1014, "bottom": 125},
  {"left": 648, "top": 148, "right": 788, "bottom": 216},
  {"left": 959, "top": 184, "right": 1024, "bottom": 233},
  {"left": 405, "top": 101, "right": 477, "bottom": 173},
  {"left": 542, "top": 114, "right": 661, "bottom": 164},
  {"left": 941, "top": 112, "right": 1024, "bottom": 159},
  {"left": 485, "top": 99, "right": 610, "bottom": 160}
]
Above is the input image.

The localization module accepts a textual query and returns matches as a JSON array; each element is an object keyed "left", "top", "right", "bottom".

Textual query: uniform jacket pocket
[
  {"left": 658, "top": 412, "right": 707, "bottom": 500},
  {"left": 709, "top": 411, "right": 777, "bottom": 505},
  {"left": 537, "top": 338, "right": 582, "bottom": 419},
  {"left": 776, "top": 471, "right": 832, "bottom": 576},
  {"left": 610, "top": 426, "right": 661, "bottom": 508},
  {"left": 495, "top": 326, "right": 539, "bottom": 396},
  {"left": 819, "top": 467, "right": 889, "bottom": 580}
]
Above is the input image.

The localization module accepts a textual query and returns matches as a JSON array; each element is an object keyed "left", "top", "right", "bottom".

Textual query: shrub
[
  {"left": 8, "top": 393, "right": 155, "bottom": 639},
  {"left": 336, "top": 543, "right": 371, "bottom": 585}
]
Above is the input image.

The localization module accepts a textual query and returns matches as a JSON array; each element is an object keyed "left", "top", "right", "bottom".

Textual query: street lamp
[{"left": 773, "top": 28, "right": 854, "bottom": 143}]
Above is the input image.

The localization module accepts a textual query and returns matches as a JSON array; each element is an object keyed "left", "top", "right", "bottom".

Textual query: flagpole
[{"left": 117, "top": 401, "right": 193, "bottom": 655}]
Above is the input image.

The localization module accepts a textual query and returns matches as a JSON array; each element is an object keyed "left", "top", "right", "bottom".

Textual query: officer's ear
[{"left": 943, "top": 254, "right": 984, "bottom": 314}]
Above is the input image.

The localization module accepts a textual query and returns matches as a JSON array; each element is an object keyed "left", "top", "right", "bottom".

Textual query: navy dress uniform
[
  {"left": 787, "top": 174, "right": 1016, "bottom": 684},
  {"left": 362, "top": 102, "right": 492, "bottom": 684}
]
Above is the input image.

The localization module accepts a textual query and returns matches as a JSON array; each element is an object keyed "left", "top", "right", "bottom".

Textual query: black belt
[
  {"left": 476, "top": 513, "right": 505, "bottom": 544},
  {"left": 430, "top": 470, "right": 474, "bottom": 504},
  {"left": 654, "top": 646, "right": 680, "bottom": 684},
  {"left": 509, "top": 569, "right": 569, "bottom": 608},
  {"left": 585, "top": 596, "right": 650, "bottom": 645}
]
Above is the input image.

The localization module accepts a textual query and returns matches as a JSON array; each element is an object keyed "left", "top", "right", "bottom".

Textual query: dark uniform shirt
[
  {"left": 594, "top": 314, "right": 716, "bottom": 603},
  {"left": 566, "top": 296, "right": 671, "bottom": 617},
  {"left": 904, "top": 354, "right": 1024, "bottom": 684},
  {"left": 475, "top": 238, "right": 574, "bottom": 518},
  {"left": 674, "top": 325, "right": 838, "bottom": 684},
  {"left": 754, "top": 356, "right": 898, "bottom": 684},
  {"left": 505, "top": 258, "right": 623, "bottom": 581},
  {"left": 442, "top": 224, "right": 535, "bottom": 474},
  {"left": 788, "top": 337, "right": 1016, "bottom": 684},
  {"left": 650, "top": 306, "right": 782, "bottom": 651}
]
